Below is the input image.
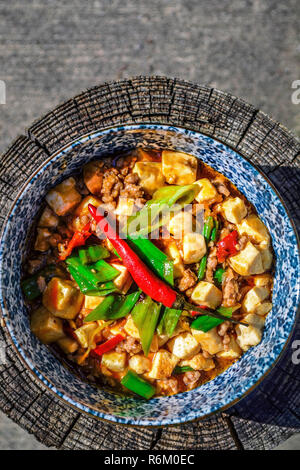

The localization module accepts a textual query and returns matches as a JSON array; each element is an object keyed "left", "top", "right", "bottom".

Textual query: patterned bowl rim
[{"left": 0, "top": 123, "right": 299, "bottom": 427}]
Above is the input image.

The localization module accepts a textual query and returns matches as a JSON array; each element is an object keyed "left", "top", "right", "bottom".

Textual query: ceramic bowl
[{"left": 0, "top": 124, "right": 299, "bottom": 426}]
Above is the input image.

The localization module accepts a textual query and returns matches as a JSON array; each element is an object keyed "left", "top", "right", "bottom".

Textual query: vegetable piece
[
  {"left": 91, "top": 334, "right": 125, "bottom": 357},
  {"left": 214, "top": 267, "right": 225, "bottom": 285},
  {"left": 78, "top": 245, "right": 110, "bottom": 264},
  {"left": 42, "top": 277, "right": 84, "bottom": 320},
  {"left": 197, "top": 255, "right": 208, "bottom": 281},
  {"left": 30, "top": 306, "right": 65, "bottom": 344},
  {"left": 22, "top": 264, "right": 64, "bottom": 300},
  {"left": 59, "top": 222, "right": 92, "bottom": 261},
  {"left": 173, "top": 365, "right": 194, "bottom": 375},
  {"left": 203, "top": 216, "right": 214, "bottom": 240},
  {"left": 131, "top": 296, "right": 161, "bottom": 356},
  {"left": 191, "top": 306, "right": 233, "bottom": 332},
  {"left": 157, "top": 307, "right": 182, "bottom": 337},
  {"left": 197, "top": 217, "right": 215, "bottom": 280},
  {"left": 89, "top": 204, "right": 248, "bottom": 327},
  {"left": 210, "top": 219, "right": 219, "bottom": 242},
  {"left": 84, "top": 290, "right": 141, "bottom": 322},
  {"left": 90, "top": 260, "right": 120, "bottom": 282},
  {"left": 121, "top": 370, "right": 156, "bottom": 399},
  {"left": 216, "top": 230, "right": 238, "bottom": 263},
  {"left": 66, "top": 255, "right": 109, "bottom": 288}
]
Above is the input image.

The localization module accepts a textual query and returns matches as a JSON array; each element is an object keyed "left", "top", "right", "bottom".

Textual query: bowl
[{"left": 0, "top": 124, "right": 299, "bottom": 426}]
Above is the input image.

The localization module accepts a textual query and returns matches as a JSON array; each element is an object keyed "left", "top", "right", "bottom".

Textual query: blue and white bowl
[{"left": 0, "top": 124, "right": 299, "bottom": 426}]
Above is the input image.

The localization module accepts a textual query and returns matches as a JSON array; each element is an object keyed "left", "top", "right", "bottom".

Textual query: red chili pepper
[
  {"left": 88, "top": 204, "right": 177, "bottom": 308},
  {"left": 88, "top": 205, "right": 248, "bottom": 328},
  {"left": 90, "top": 334, "right": 124, "bottom": 357},
  {"left": 216, "top": 230, "right": 238, "bottom": 263},
  {"left": 59, "top": 222, "right": 92, "bottom": 261},
  {"left": 190, "top": 306, "right": 208, "bottom": 316}
]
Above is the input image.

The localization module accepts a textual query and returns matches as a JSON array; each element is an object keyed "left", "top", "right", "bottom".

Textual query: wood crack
[{"left": 222, "top": 414, "right": 245, "bottom": 450}]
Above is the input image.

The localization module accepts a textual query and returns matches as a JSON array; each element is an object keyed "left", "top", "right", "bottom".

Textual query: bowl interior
[{"left": 0, "top": 124, "right": 299, "bottom": 426}]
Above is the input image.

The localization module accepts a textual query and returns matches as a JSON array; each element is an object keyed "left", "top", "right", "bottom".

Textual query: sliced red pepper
[
  {"left": 90, "top": 334, "right": 124, "bottom": 357},
  {"left": 216, "top": 230, "right": 238, "bottom": 263},
  {"left": 59, "top": 222, "right": 92, "bottom": 261},
  {"left": 190, "top": 306, "right": 208, "bottom": 316}
]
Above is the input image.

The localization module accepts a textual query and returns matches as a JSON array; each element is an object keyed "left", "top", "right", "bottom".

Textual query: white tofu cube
[
  {"left": 229, "top": 242, "right": 264, "bottom": 276},
  {"left": 183, "top": 233, "right": 206, "bottom": 264},
  {"left": 221, "top": 197, "right": 247, "bottom": 225},
  {"left": 30, "top": 307, "right": 65, "bottom": 344},
  {"left": 57, "top": 336, "right": 79, "bottom": 354},
  {"left": 111, "top": 263, "right": 132, "bottom": 294},
  {"left": 194, "top": 178, "right": 218, "bottom": 203},
  {"left": 162, "top": 151, "right": 198, "bottom": 185},
  {"left": 237, "top": 215, "right": 270, "bottom": 249},
  {"left": 180, "top": 353, "right": 215, "bottom": 371},
  {"left": 236, "top": 314, "right": 265, "bottom": 351},
  {"left": 241, "top": 286, "right": 269, "bottom": 314},
  {"left": 38, "top": 206, "right": 59, "bottom": 228},
  {"left": 124, "top": 315, "right": 140, "bottom": 339},
  {"left": 74, "top": 195, "right": 102, "bottom": 217},
  {"left": 45, "top": 177, "right": 82, "bottom": 216},
  {"left": 74, "top": 323, "right": 99, "bottom": 349},
  {"left": 128, "top": 354, "right": 151, "bottom": 374},
  {"left": 217, "top": 337, "right": 242, "bottom": 359},
  {"left": 114, "top": 197, "right": 136, "bottom": 217},
  {"left": 165, "top": 241, "right": 185, "bottom": 278},
  {"left": 260, "top": 248, "right": 273, "bottom": 271},
  {"left": 133, "top": 161, "right": 165, "bottom": 195},
  {"left": 168, "top": 211, "right": 194, "bottom": 238},
  {"left": 147, "top": 350, "right": 179, "bottom": 379},
  {"left": 102, "top": 352, "right": 127, "bottom": 372},
  {"left": 255, "top": 302, "right": 273, "bottom": 316},
  {"left": 83, "top": 295, "right": 104, "bottom": 310},
  {"left": 191, "top": 327, "right": 224, "bottom": 355},
  {"left": 253, "top": 274, "right": 272, "bottom": 287},
  {"left": 191, "top": 281, "right": 222, "bottom": 309},
  {"left": 34, "top": 228, "right": 52, "bottom": 252},
  {"left": 167, "top": 332, "right": 200, "bottom": 359}
]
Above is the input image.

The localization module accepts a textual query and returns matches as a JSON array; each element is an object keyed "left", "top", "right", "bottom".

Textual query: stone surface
[{"left": 0, "top": 0, "right": 299, "bottom": 450}]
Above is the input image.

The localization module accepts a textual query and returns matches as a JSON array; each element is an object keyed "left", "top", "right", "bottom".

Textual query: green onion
[
  {"left": 84, "top": 291, "right": 141, "bottom": 322},
  {"left": 131, "top": 296, "right": 161, "bottom": 355},
  {"left": 78, "top": 245, "right": 110, "bottom": 264},
  {"left": 157, "top": 307, "right": 182, "bottom": 336},
  {"left": 121, "top": 370, "right": 155, "bottom": 399},
  {"left": 90, "top": 259, "right": 119, "bottom": 282},
  {"left": 190, "top": 306, "right": 233, "bottom": 332},
  {"left": 173, "top": 365, "right": 195, "bottom": 375},
  {"left": 84, "top": 295, "right": 116, "bottom": 322},
  {"left": 214, "top": 267, "right": 225, "bottom": 285},
  {"left": 66, "top": 256, "right": 102, "bottom": 288},
  {"left": 203, "top": 216, "right": 214, "bottom": 240},
  {"left": 210, "top": 219, "right": 219, "bottom": 242},
  {"left": 197, "top": 255, "right": 208, "bottom": 281}
]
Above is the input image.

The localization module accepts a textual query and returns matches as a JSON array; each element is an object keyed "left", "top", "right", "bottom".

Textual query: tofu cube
[
  {"left": 253, "top": 274, "right": 272, "bottom": 287},
  {"left": 165, "top": 241, "right": 185, "bottom": 278},
  {"left": 236, "top": 314, "right": 265, "bottom": 351},
  {"left": 260, "top": 248, "right": 273, "bottom": 271},
  {"left": 221, "top": 197, "right": 247, "bottom": 225},
  {"left": 43, "top": 277, "right": 84, "bottom": 320},
  {"left": 180, "top": 353, "right": 215, "bottom": 371},
  {"left": 57, "top": 336, "right": 79, "bottom": 354},
  {"left": 34, "top": 228, "right": 52, "bottom": 252},
  {"left": 45, "top": 177, "right": 82, "bottom": 216},
  {"left": 102, "top": 352, "right": 127, "bottom": 372},
  {"left": 191, "top": 281, "right": 222, "bottom": 309},
  {"left": 194, "top": 178, "right": 218, "bottom": 204},
  {"left": 83, "top": 295, "right": 104, "bottom": 310},
  {"left": 183, "top": 233, "right": 206, "bottom": 264},
  {"left": 129, "top": 354, "right": 151, "bottom": 374},
  {"left": 111, "top": 263, "right": 133, "bottom": 294},
  {"left": 74, "top": 323, "right": 98, "bottom": 349},
  {"left": 168, "top": 211, "right": 194, "bottom": 239},
  {"left": 31, "top": 306, "right": 65, "bottom": 344},
  {"left": 124, "top": 315, "right": 140, "bottom": 339},
  {"left": 167, "top": 332, "right": 200, "bottom": 359},
  {"left": 83, "top": 160, "right": 103, "bottom": 196},
  {"left": 162, "top": 151, "right": 198, "bottom": 185},
  {"left": 217, "top": 337, "right": 242, "bottom": 359},
  {"left": 255, "top": 302, "right": 273, "bottom": 316},
  {"left": 191, "top": 327, "right": 224, "bottom": 355},
  {"left": 229, "top": 242, "right": 264, "bottom": 276},
  {"left": 38, "top": 206, "right": 59, "bottom": 228},
  {"left": 74, "top": 195, "right": 102, "bottom": 217},
  {"left": 133, "top": 161, "right": 165, "bottom": 195},
  {"left": 237, "top": 215, "right": 270, "bottom": 249},
  {"left": 114, "top": 197, "right": 136, "bottom": 217},
  {"left": 241, "top": 286, "right": 269, "bottom": 314},
  {"left": 148, "top": 350, "right": 179, "bottom": 379}
]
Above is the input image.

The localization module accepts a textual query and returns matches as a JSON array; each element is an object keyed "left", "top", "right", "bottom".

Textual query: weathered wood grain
[{"left": 0, "top": 77, "right": 299, "bottom": 450}]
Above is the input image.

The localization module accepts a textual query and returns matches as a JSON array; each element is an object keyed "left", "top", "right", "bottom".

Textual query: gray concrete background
[{"left": 0, "top": 0, "right": 299, "bottom": 450}]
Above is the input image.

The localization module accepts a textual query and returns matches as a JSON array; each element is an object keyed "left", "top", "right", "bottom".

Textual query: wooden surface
[{"left": 0, "top": 77, "right": 299, "bottom": 450}]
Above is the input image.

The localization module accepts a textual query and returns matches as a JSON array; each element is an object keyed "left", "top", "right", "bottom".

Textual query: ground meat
[
  {"left": 177, "top": 269, "right": 197, "bottom": 292},
  {"left": 182, "top": 371, "right": 201, "bottom": 390},
  {"left": 115, "top": 336, "right": 142, "bottom": 355},
  {"left": 218, "top": 321, "right": 230, "bottom": 337},
  {"left": 213, "top": 178, "right": 230, "bottom": 197},
  {"left": 202, "top": 350, "right": 212, "bottom": 359},
  {"left": 205, "top": 246, "right": 218, "bottom": 283},
  {"left": 27, "top": 258, "right": 45, "bottom": 274},
  {"left": 101, "top": 168, "right": 124, "bottom": 203},
  {"left": 219, "top": 227, "right": 230, "bottom": 240},
  {"left": 222, "top": 267, "right": 239, "bottom": 307},
  {"left": 36, "top": 275, "right": 46, "bottom": 292},
  {"left": 237, "top": 235, "right": 248, "bottom": 251},
  {"left": 156, "top": 377, "right": 179, "bottom": 395}
]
